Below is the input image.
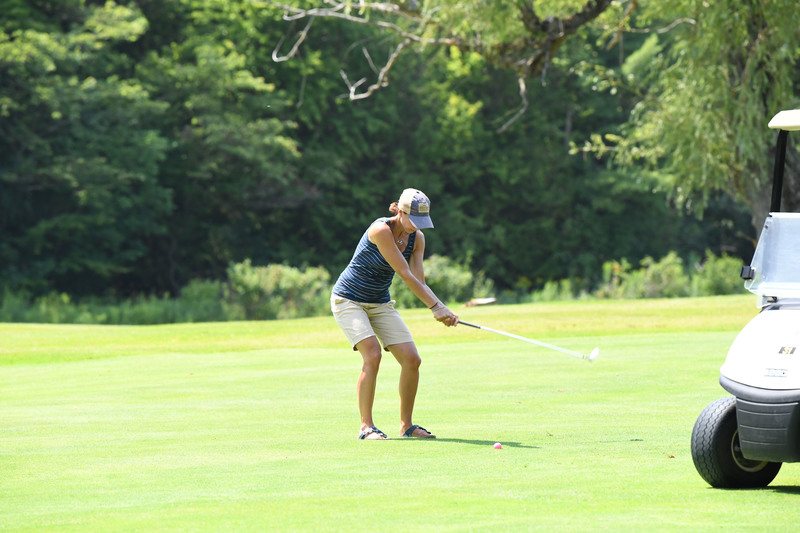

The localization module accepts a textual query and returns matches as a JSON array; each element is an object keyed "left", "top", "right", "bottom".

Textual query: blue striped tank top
[{"left": 332, "top": 217, "right": 417, "bottom": 303}]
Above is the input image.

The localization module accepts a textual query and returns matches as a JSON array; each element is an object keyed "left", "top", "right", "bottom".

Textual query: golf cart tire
[{"left": 691, "top": 397, "right": 782, "bottom": 488}]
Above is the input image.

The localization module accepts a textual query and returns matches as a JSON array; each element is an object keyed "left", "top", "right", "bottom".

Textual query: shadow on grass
[
  {"left": 428, "top": 438, "right": 539, "bottom": 449},
  {"left": 707, "top": 485, "right": 800, "bottom": 494},
  {"left": 767, "top": 485, "right": 800, "bottom": 495}
]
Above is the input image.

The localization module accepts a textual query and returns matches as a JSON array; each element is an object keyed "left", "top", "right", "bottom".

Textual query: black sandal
[
  {"left": 401, "top": 424, "right": 435, "bottom": 438},
  {"left": 358, "top": 426, "right": 388, "bottom": 440}
]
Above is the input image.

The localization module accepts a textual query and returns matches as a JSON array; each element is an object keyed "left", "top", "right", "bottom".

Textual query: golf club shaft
[{"left": 459, "top": 320, "right": 592, "bottom": 360}]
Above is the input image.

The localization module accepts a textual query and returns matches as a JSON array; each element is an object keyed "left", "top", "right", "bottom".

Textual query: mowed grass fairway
[{"left": 4, "top": 295, "right": 800, "bottom": 531}]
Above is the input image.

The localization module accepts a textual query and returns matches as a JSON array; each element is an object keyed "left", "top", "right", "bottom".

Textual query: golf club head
[{"left": 588, "top": 347, "right": 600, "bottom": 361}]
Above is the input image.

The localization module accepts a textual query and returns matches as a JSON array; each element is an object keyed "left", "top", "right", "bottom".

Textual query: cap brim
[{"left": 409, "top": 214, "right": 434, "bottom": 229}]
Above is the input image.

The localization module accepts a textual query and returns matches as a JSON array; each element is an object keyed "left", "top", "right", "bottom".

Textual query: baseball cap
[{"left": 398, "top": 188, "right": 434, "bottom": 229}]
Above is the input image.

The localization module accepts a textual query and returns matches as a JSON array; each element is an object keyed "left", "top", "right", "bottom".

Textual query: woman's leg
[
  {"left": 388, "top": 342, "right": 433, "bottom": 437},
  {"left": 355, "top": 336, "right": 386, "bottom": 438}
]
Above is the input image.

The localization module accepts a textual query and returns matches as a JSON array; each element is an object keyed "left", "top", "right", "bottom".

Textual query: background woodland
[{"left": 2, "top": 1, "right": 799, "bottom": 319}]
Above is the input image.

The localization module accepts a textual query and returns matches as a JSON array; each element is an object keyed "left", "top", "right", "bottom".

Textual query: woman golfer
[{"left": 331, "top": 188, "right": 458, "bottom": 440}]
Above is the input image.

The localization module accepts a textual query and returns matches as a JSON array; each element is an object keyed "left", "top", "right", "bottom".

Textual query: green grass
[{"left": 3, "top": 295, "right": 798, "bottom": 532}]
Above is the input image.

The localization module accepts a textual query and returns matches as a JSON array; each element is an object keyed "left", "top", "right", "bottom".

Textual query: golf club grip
[{"left": 459, "top": 321, "right": 481, "bottom": 329}]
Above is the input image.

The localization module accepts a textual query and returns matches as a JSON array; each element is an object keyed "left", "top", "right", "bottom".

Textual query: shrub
[
  {"left": 390, "top": 255, "right": 495, "bottom": 308},
  {"left": 690, "top": 251, "right": 747, "bottom": 296},
  {"left": 532, "top": 279, "right": 578, "bottom": 302},
  {"left": 636, "top": 252, "right": 691, "bottom": 298},
  {"left": 596, "top": 253, "right": 690, "bottom": 299},
  {"left": 0, "top": 289, "right": 30, "bottom": 322},
  {"left": 595, "top": 259, "right": 633, "bottom": 299},
  {"left": 178, "top": 279, "right": 228, "bottom": 322},
  {"left": 110, "top": 293, "right": 182, "bottom": 325},
  {"left": 0, "top": 250, "right": 750, "bottom": 325},
  {"left": 225, "top": 260, "right": 331, "bottom": 320}
]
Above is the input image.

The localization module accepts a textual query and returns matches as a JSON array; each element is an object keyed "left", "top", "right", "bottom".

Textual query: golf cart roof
[{"left": 768, "top": 109, "right": 800, "bottom": 131}]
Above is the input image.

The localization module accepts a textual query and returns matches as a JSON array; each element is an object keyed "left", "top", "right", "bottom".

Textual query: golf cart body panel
[{"left": 721, "top": 303, "right": 800, "bottom": 389}]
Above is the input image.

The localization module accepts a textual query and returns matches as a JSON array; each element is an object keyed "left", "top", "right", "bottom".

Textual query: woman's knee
[
  {"left": 356, "top": 338, "right": 383, "bottom": 370},
  {"left": 405, "top": 354, "right": 421, "bottom": 370},
  {"left": 362, "top": 350, "right": 382, "bottom": 369},
  {"left": 392, "top": 345, "right": 421, "bottom": 369}
]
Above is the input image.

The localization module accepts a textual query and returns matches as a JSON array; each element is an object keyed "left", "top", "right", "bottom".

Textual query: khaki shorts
[{"left": 330, "top": 295, "right": 414, "bottom": 351}]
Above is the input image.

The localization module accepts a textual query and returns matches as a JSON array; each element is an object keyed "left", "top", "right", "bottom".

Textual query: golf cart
[{"left": 691, "top": 109, "right": 800, "bottom": 488}]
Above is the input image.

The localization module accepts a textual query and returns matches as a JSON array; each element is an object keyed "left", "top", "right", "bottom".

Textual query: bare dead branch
[
  {"left": 340, "top": 39, "right": 411, "bottom": 100},
  {"left": 339, "top": 70, "right": 367, "bottom": 96},
  {"left": 496, "top": 78, "right": 529, "bottom": 134},
  {"left": 605, "top": 1, "right": 695, "bottom": 50},
  {"left": 297, "top": 74, "right": 307, "bottom": 108},
  {"left": 606, "top": 0, "right": 638, "bottom": 50},
  {"left": 655, "top": 17, "right": 696, "bottom": 33},
  {"left": 607, "top": 17, "right": 696, "bottom": 36},
  {"left": 265, "top": 1, "right": 455, "bottom": 46},
  {"left": 601, "top": 14, "right": 695, "bottom": 64},
  {"left": 337, "top": 33, "right": 384, "bottom": 62},
  {"left": 272, "top": 17, "right": 315, "bottom": 62},
  {"left": 362, "top": 47, "right": 379, "bottom": 75}
]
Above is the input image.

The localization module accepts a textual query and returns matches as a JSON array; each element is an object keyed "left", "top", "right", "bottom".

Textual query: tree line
[{"left": 2, "top": 1, "right": 795, "bottom": 303}]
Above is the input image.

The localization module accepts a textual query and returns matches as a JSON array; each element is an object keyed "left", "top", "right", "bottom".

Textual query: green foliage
[
  {"left": 0, "top": 249, "right": 753, "bottom": 323},
  {"left": 0, "top": 289, "right": 189, "bottom": 325},
  {"left": 597, "top": 252, "right": 690, "bottom": 299},
  {"left": 0, "top": 3, "right": 171, "bottom": 294},
  {"left": 633, "top": 253, "right": 692, "bottom": 298},
  {"left": 0, "top": 0, "right": 759, "bottom": 305},
  {"left": 422, "top": 1, "right": 528, "bottom": 47},
  {"left": 0, "top": 261, "right": 330, "bottom": 324},
  {"left": 390, "top": 254, "right": 495, "bottom": 308},
  {"left": 690, "top": 251, "right": 748, "bottom": 297},
  {"left": 225, "top": 260, "right": 331, "bottom": 320},
  {"left": 607, "top": 0, "right": 800, "bottom": 218},
  {"left": 131, "top": 19, "right": 300, "bottom": 289},
  {"left": 531, "top": 279, "right": 583, "bottom": 303},
  {"left": 174, "top": 279, "right": 228, "bottom": 322},
  {"left": 595, "top": 251, "right": 746, "bottom": 300}
]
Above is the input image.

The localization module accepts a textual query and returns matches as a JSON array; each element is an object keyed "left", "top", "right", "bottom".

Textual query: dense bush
[
  {"left": 0, "top": 290, "right": 195, "bottom": 325},
  {"left": 531, "top": 279, "right": 588, "bottom": 303},
  {"left": 175, "top": 280, "right": 228, "bottom": 322},
  {"left": 390, "top": 255, "right": 495, "bottom": 308},
  {"left": 596, "top": 252, "right": 691, "bottom": 299},
  {"left": 225, "top": 260, "right": 331, "bottom": 320},
  {"left": 0, "top": 262, "right": 330, "bottom": 324},
  {"left": 593, "top": 251, "right": 745, "bottom": 300},
  {"left": 690, "top": 251, "right": 747, "bottom": 297}
]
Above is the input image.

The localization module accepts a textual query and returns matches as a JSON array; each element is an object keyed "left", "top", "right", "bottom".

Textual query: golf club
[{"left": 459, "top": 320, "right": 599, "bottom": 361}]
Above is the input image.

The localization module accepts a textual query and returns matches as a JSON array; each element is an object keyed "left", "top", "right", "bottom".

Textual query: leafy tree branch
[{"left": 263, "top": 0, "right": 616, "bottom": 130}]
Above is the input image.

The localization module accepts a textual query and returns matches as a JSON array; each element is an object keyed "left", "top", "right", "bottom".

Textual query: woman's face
[{"left": 399, "top": 211, "right": 418, "bottom": 233}]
